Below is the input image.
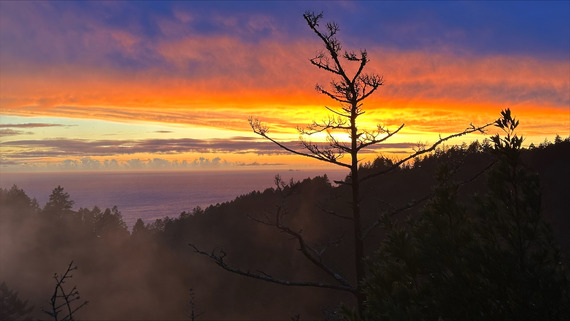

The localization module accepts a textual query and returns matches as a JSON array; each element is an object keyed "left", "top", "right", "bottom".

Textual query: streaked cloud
[
  {"left": 0, "top": 129, "right": 32, "bottom": 136},
  {"left": 0, "top": 123, "right": 67, "bottom": 128},
  {"left": 1, "top": 137, "right": 417, "bottom": 159},
  {"left": 2, "top": 47, "right": 567, "bottom": 137},
  {"left": 0, "top": 1, "right": 568, "bottom": 170}
]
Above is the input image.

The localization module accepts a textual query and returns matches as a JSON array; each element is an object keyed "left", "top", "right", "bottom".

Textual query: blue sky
[{"left": 2, "top": 1, "right": 568, "bottom": 69}]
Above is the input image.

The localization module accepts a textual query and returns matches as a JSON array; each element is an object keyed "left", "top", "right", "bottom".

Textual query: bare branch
[
  {"left": 312, "top": 234, "right": 345, "bottom": 256},
  {"left": 325, "top": 106, "right": 351, "bottom": 118},
  {"left": 248, "top": 194, "right": 354, "bottom": 289},
  {"left": 300, "top": 138, "right": 347, "bottom": 164},
  {"left": 269, "top": 203, "right": 353, "bottom": 289},
  {"left": 356, "top": 74, "right": 383, "bottom": 102},
  {"left": 248, "top": 214, "right": 273, "bottom": 226},
  {"left": 357, "top": 123, "right": 405, "bottom": 151},
  {"left": 189, "top": 243, "right": 355, "bottom": 293},
  {"left": 327, "top": 134, "right": 351, "bottom": 153},
  {"left": 360, "top": 122, "right": 494, "bottom": 182},
  {"left": 316, "top": 84, "right": 351, "bottom": 104},
  {"left": 303, "top": 11, "right": 352, "bottom": 87},
  {"left": 249, "top": 117, "right": 268, "bottom": 136},
  {"left": 319, "top": 206, "right": 353, "bottom": 221},
  {"left": 303, "top": 11, "right": 323, "bottom": 29},
  {"left": 351, "top": 50, "right": 369, "bottom": 84},
  {"left": 344, "top": 51, "right": 360, "bottom": 61},
  {"left": 42, "top": 261, "right": 88, "bottom": 321},
  {"left": 298, "top": 116, "right": 350, "bottom": 135},
  {"left": 249, "top": 118, "right": 351, "bottom": 168},
  {"left": 310, "top": 57, "right": 341, "bottom": 75}
]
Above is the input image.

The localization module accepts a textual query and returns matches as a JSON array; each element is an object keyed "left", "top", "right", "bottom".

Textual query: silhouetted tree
[
  {"left": 362, "top": 110, "right": 570, "bottom": 320},
  {"left": 476, "top": 110, "right": 569, "bottom": 319},
  {"left": 0, "top": 282, "right": 34, "bottom": 321},
  {"left": 94, "top": 206, "right": 128, "bottom": 238},
  {"left": 0, "top": 186, "right": 40, "bottom": 226},
  {"left": 76, "top": 206, "right": 101, "bottom": 232},
  {"left": 43, "top": 186, "right": 74, "bottom": 218},
  {"left": 191, "top": 11, "right": 493, "bottom": 316},
  {"left": 0, "top": 185, "right": 40, "bottom": 213},
  {"left": 131, "top": 218, "right": 148, "bottom": 237}
]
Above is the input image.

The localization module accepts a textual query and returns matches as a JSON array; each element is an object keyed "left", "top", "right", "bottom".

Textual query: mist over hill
[{"left": 1, "top": 139, "right": 569, "bottom": 320}]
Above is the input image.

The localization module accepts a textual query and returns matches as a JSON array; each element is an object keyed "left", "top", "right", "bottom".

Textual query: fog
[
  {"left": 0, "top": 169, "right": 347, "bottom": 228},
  {"left": 1, "top": 174, "right": 354, "bottom": 320},
  {"left": 2, "top": 141, "right": 569, "bottom": 319}
]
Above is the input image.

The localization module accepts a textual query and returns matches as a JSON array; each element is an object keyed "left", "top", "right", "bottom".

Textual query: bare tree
[
  {"left": 191, "top": 11, "right": 493, "bottom": 316},
  {"left": 42, "top": 261, "right": 88, "bottom": 321}
]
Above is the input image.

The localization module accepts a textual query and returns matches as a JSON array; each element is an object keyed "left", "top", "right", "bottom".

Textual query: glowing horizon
[{"left": 1, "top": 2, "right": 568, "bottom": 171}]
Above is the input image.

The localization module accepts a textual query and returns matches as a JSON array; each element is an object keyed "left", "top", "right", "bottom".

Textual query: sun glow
[{"left": 1, "top": 2, "right": 568, "bottom": 171}]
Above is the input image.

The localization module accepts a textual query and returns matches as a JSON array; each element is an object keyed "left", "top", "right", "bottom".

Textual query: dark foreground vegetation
[
  {"left": 3, "top": 10, "right": 567, "bottom": 321},
  {"left": 1, "top": 135, "right": 569, "bottom": 320}
]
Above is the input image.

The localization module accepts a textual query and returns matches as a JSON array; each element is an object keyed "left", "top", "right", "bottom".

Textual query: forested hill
[{"left": 1, "top": 139, "right": 569, "bottom": 320}]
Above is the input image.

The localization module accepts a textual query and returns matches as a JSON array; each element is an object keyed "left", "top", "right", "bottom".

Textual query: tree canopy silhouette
[
  {"left": 1, "top": 135, "right": 568, "bottom": 319},
  {"left": 192, "top": 11, "right": 494, "bottom": 316},
  {"left": 0, "top": 282, "right": 34, "bottom": 321},
  {"left": 43, "top": 186, "right": 74, "bottom": 218},
  {"left": 363, "top": 110, "right": 569, "bottom": 320}
]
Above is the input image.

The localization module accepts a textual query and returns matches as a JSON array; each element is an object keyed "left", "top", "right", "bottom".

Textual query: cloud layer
[
  {"left": 1, "top": 2, "right": 568, "bottom": 169},
  {"left": 1, "top": 136, "right": 416, "bottom": 158}
]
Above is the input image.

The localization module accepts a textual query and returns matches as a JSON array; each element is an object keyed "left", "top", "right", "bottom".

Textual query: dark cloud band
[
  {"left": 0, "top": 123, "right": 66, "bottom": 128},
  {"left": 1, "top": 137, "right": 416, "bottom": 159}
]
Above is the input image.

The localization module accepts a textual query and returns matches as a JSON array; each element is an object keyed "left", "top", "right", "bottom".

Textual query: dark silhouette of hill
[{"left": 0, "top": 138, "right": 568, "bottom": 319}]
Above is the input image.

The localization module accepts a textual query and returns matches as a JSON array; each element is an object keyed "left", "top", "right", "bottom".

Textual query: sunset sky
[{"left": 1, "top": 1, "right": 568, "bottom": 171}]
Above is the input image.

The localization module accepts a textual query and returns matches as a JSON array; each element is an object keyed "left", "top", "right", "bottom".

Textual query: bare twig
[
  {"left": 248, "top": 195, "right": 353, "bottom": 289},
  {"left": 250, "top": 117, "right": 351, "bottom": 169},
  {"left": 319, "top": 206, "right": 353, "bottom": 221},
  {"left": 42, "top": 261, "right": 88, "bottom": 321},
  {"left": 188, "top": 243, "right": 355, "bottom": 293}
]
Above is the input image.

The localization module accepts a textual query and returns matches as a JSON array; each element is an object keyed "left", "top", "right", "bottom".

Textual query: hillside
[{"left": 1, "top": 139, "right": 569, "bottom": 320}]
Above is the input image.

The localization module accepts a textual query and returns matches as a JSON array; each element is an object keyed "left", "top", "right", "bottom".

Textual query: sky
[{"left": 0, "top": 1, "right": 568, "bottom": 172}]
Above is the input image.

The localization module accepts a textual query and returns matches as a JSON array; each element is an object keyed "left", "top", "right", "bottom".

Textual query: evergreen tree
[
  {"left": 1, "top": 185, "right": 39, "bottom": 212},
  {"left": 131, "top": 218, "right": 149, "bottom": 239},
  {"left": 94, "top": 206, "right": 128, "bottom": 238},
  {"left": 362, "top": 109, "right": 569, "bottom": 320},
  {"left": 0, "top": 282, "right": 34, "bottom": 321},
  {"left": 43, "top": 186, "right": 74, "bottom": 218},
  {"left": 475, "top": 109, "right": 569, "bottom": 320}
]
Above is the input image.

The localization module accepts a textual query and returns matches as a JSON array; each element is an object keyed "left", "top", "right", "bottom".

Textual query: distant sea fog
[{"left": 0, "top": 169, "right": 347, "bottom": 228}]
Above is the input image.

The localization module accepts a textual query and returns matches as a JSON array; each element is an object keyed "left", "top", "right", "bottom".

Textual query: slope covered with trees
[
  {"left": 1, "top": 135, "right": 569, "bottom": 320},
  {"left": 245, "top": 12, "right": 493, "bottom": 316},
  {"left": 362, "top": 112, "right": 569, "bottom": 320}
]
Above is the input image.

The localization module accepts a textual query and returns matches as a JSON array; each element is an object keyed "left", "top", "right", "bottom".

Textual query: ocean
[{"left": 0, "top": 169, "right": 347, "bottom": 228}]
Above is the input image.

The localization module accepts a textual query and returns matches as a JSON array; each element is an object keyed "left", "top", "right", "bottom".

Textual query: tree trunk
[{"left": 350, "top": 105, "right": 366, "bottom": 315}]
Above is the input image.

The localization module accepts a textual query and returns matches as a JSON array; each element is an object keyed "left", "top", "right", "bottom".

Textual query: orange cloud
[{"left": 1, "top": 36, "right": 568, "bottom": 142}]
